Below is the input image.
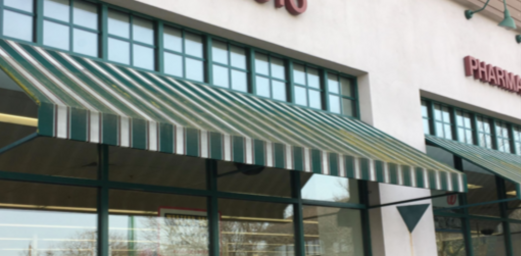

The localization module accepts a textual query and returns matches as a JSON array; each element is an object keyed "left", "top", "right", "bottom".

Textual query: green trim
[
  {"left": 0, "top": 133, "right": 38, "bottom": 155},
  {"left": 290, "top": 171, "right": 306, "bottom": 256},
  {"left": 206, "top": 160, "right": 219, "bottom": 256},
  {"left": 97, "top": 144, "right": 109, "bottom": 256}
]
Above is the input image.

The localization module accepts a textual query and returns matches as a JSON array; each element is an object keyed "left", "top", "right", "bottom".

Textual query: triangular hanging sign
[{"left": 397, "top": 204, "right": 430, "bottom": 233}]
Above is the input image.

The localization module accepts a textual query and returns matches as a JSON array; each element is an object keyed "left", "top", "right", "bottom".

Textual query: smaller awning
[{"left": 426, "top": 135, "right": 521, "bottom": 187}]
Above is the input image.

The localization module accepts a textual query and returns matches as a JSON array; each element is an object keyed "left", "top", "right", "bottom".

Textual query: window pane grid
[
  {"left": 495, "top": 122, "right": 512, "bottom": 153},
  {"left": 432, "top": 103, "right": 453, "bottom": 140},
  {"left": 476, "top": 116, "right": 493, "bottom": 149},
  {"left": 2, "top": 1, "right": 35, "bottom": 42},
  {"left": 327, "top": 73, "right": 356, "bottom": 117},
  {"left": 514, "top": 126, "right": 521, "bottom": 156},
  {"left": 211, "top": 40, "right": 248, "bottom": 92},
  {"left": 3, "top": 6, "right": 34, "bottom": 16},
  {"left": 455, "top": 110, "right": 474, "bottom": 144},
  {"left": 254, "top": 52, "right": 287, "bottom": 101},
  {"left": 293, "top": 63, "right": 323, "bottom": 110}
]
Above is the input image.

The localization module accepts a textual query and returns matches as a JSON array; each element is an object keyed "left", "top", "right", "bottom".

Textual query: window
[
  {"left": 421, "top": 100, "right": 431, "bottom": 135},
  {"left": 108, "top": 9, "right": 155, "bottom": 70},
  {"left": 2, "top": 0, "right": 34, "bottom": 42},
  {"left": 211, "top": 40, "right": 247, "bottom": 92},
  {"left": 476, "top": 116, "right": 493, "bottom": 149},
  {"left": 254, "top": 52, "right": 287, "bottom": 101},
  {"left": 163, "top": 26, "right": 204, "bottom": 82},
  {"left": 455, "top": 110, "right": 474, "bottom": 144},
  {"left": 327, "top": 73, "right": 356, "bottom": 117},
  {"left": 42, "top": 0, "right": 99, "bottom": 57},
  {"left": 495, "top": 121, "right": 512, "bottom": 153},
  {"left": 293, "top": 63, "right": 322, "bottom": 109},
  {"left": 433, "top": 103, "right": 453, "bottom": 139},
  {"left": 514, "top": 126, "right": 521, "bottom": 156}
]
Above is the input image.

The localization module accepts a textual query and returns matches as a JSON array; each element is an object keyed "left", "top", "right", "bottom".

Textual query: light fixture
[
  {"left": 507, "top": 190, "right": 517, "bottom": 196},
  {"left": 467, "top": 183, "right": 483, "bottom": 190},
  {"left": 465, "top": 0, "right": 517, "bottom": 30}
]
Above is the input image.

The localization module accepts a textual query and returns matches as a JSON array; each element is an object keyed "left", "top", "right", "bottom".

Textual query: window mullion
[
  {"left": 36, "top": 0, "right": 43, "bottom": 44},
  {"left": 451, "top": 107, "right": 458, "bottom": 141},
  {"left": 322, "top": 69, "right": 329, "bottom": 111},
  {"left": 288, "top": 59, "right": 295, "bottom": 103},
  {"left": 100, "top": 3, "right": 107, "bottom": 60},
  {"left": 129, "top": 14, "right": 133, "bottom": 66},
  {"left": 156, "top": 20, "right": 163, "bottom": 73},
  {"left": 97, "top": 144, "right": 109, "bottom": 256},
  {"left": 205, "top": 36, "right": 212, "bottom": 84},
  {"left": 249, "top": 48, "right": 256, "bottom": 94},
  {"left": 291, "top": 171, "right": 306, "bottom": 256},
  {"left": 69, "top": 0, "right": 73, "bottom": 53}
]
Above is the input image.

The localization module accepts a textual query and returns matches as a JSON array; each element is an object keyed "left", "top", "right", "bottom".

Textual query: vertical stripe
[
  {"left": 311, "top": 149, "right": 321, "bottom": 174},
  {"left": 233, "top": 136, "right": 245, "bottom": 163},
  {"left": 423, "top": 169, "right": 429, "bottom": 190},
  {"left": 293, "top": 147, "right": 304, "bottom": 171},
  {"left": 321, "top": 151, "right": 329, "bottom": 175},
  {"left": 285, "top": 144, "right": 292, "bottom": 169},
  {"left": 460, "top": 174, "right": 467, "bottom": 192},
  {"left": 120, "top": 116, "right": 130, "bottom": 147},
  {"left": 200, "top": 130, "right": 209, "bottom": 158},
  {"left": 415, "top": 168, "right": 425, "bottom": 188},
  {"left": 338, "top": 154, "right": 346, "bottom": 177},
  {"left": 436, "top": 171, "right": 442, "bottom": 190},
  {"left": 304, "top": 148, "right": 311, "bottom": 172},
  {"left": 329, "top": 153, "right": 339, "bottom": 176},
  {"left": 389, "top": 163, "right": 399, "bottom": 185},
  {"left": 70, "top": 108, "right": 87, "bottom": 141},
  {"left": 428, "top": 170, "right": 437, "bottom": 190},
  {"left": 360, "top": 158, "right": 370, "bottom": 180},
  {"left": 56, "top": 105, "right": 68, "bottom": 139},
  {"left": 411, "top": 166, "right": 417, "bottom": 188},
  {"left": 375, "top": 161, "right": 385, "bottom": 183},
  {"left": 266, "top": 142, "right": 273, "bottom": 167},
  {"left": 132, "top": 118, "right": 147, "bottom": 150},
  {"left": 440, "top": 172, "right": 448, "bottom": 191},
  {"left": 368, "top": 159, "right": 376, "bottom": 181},
  {"left": 159, "top": 123, "right": 174, "bottom": 153},
  {"left": 274, "top": 143, "right": 285, "bottom": 168},
  {"left": 176, "top": 126, "right": 185, "bottom": 155},
  {"left": 402, "top": 166, "right": 412, "bottom": 187},
  {"left": 345, "top": 156, "right": 356, "bottom": 179},
  {"left": 102, "top": 113, "right": 118, "bottom": 146},
  {"left": 223, "top": 134, "right": 232, "bottom": 161},
  {"left": 397, "top": 165, "right": 403, "bottom": 185},
  {"left": 90, "top": 111, "right": 101, "bottom": 144},
  {"left": 186, "top": 128, "right": 200, "bottom": 157},
  {"left": 254, "top": 139, "right": 265, "bottom": 166},
  {"left": 383, "top": 162, "right": 390, "bottom": 183},
  {"left": 245, "top": 138, "right": 253, "bottom": 164},
  {"left": 38, "top": 102, "right": 55, "bottom": 137},
  {"left": 148, "top": 121, "right": 158, "bottom": 151},
  {"left": 210, "top": 132, "right": 223, "bottom": 160}
]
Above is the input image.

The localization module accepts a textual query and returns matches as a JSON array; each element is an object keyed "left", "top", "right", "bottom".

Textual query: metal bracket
[
  {"left": 0, "top": 133, "right": 38, "bottom": 156},
  {"left": 368, "top": 192, "right": 460, "bottom": 209}
]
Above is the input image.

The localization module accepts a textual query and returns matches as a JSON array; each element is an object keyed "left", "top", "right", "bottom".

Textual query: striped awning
[
  {"left": 0, "top": 39, "right": 466, "bottom": 192},
  {"left": 427, "top": 135, "right": 521, "bottom": 188}
]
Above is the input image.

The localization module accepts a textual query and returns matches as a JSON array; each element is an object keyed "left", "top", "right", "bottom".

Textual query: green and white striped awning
[
  {"left": 0, "top": 39, "right": 466, "bottom": 192},
  {"left": 427, "top": 135, "right": 521, "bottom": 188}
]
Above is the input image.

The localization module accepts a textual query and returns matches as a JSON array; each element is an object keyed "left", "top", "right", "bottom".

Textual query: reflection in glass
[
  {"left": 293, "top": 63, "right": 306, "bottom": 85},
  {"left": 329, "top": 95, "right": 340, "bottom": 114},
  {"left": 256, "top": 76, "right": 271, "bottom": 98},
  {"left": 164, "top": 52, "right": 183, "bottom": 77},
  {"left": 510, "top": 224, "right": 521, "bottom": 255},
  {"left": 73, "top": 29, "right": 98, "bottom": 57},
  {"left": 108, "top": 38, "right": 130, "bottom": 65},
  {"left": 73, "top": 0, "right": 98, "bottom": 29},
  {"left": 435, "top": 216, "right": 466, "bottom": 256},
  {"left": 0, "top": 181, "right": 97, "bottom": 256},
  {"left": 109, "top": 190, "right": 208, "bottom": 256},
  {"left": 43, "top": 21, "right": 70, "bottom": 50},
  {"left": 342, "top": 98, "right": 354, "bottom": 117},
  {"left": 186, "top": 58, "right": 204, "bottom": 82},
  {"left": 340, "top": 77, "right": 352, "bottom": 97},
  {"left": 4, "top": 0, "right": 34, "bottom": 12},
  {"left": 271, "top": 57, "right": 285, "bottom": 80},
  {"left": 185, "top": 33, "right": 203, "bottom": 58},
  {"left": 464, "top": 160, "right": 501, "bottom": 217},
  {"left": 212, "top": 40, "right": 228, "bottom": 65},
  {"left": 255, "top": 53, "right": 269, "bottom": 76},
  {"left": 132, "top": 16, "right": 154, "bottom": 45},
  {"left": 220, "top": 199, "right": 294, "bottom": 256},
  {"left": 294, "top": 85, "right": 307, "bottom": 106},
  {"left": 133, "top": 44, "right": 154, "bottom": 70},
  {"left": 213, "top": 64, "right": 229, "bottom": 88},
  {"left": 309, "top": 89, "right": 322, "bottom": 109},
  {"left": 307, "top": 68, "right": 320, "bottom": 88},
  {"left": 469, "top": 219, "right": 505, "bottom": 256},
  {"left": 108, "top": 10, "right": 129, "bottom": 38},
  {"left": 44, "top": 0, "right": 70, "bottom": 22},
  {"left": 272, "top": 80, "right": 286, "bottom": 101},
  {"left": 301, "top": 173, "right": 359, "bottom": 203},
  {"left": 327, "top": 74, "right": 339, "bottom": 94},
  {"left": 164, "top": 26, "right": 182, "bottom": 52},
  {"left": 231, "top": 69, "right": 247, "bottom": 92},
  {"left": 303, "top": 206, "right": 364, "bottom": 256},
  {"left": 3, "top": 11, "right": 33, "bottom": 41},
  {"left": 230, "top": 45, "right": 246, "bottom": 69}
]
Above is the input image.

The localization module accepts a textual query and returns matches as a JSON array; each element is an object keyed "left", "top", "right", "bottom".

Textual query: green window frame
[
  {"left": 291, "top": 62, "right": 323, "bottom": 110},
  {"left": 455, "top": 110, "right": 474, "bottom": 145},
  {"left": 476, "top": 115, "right": 494, "bottom": 150},
  {"left": 495, "top": 121, "right": 512, "bottom": 154},
  {"left": 107, "top": 8, "right": 156, "bottom": 70},
  {"left": 513, "top": 126, "right": 521, "bottom": 156},
  {"left": 41, "top": 0, "right": 100, "bottom": 57},
  {"left": 421, "top": 100, "right": 431, "bottom": 135},
  {"left": 210, "top": 40, "right": 249, "bottom": 93},
  {"left": 0, "top": 0, "right": 360, "bottom": 118},
  {"left": 432, "top": 103, "right": 453, "bottom": 140},
  {"left": 326, "top": 72, "right": 357, "bottom": 117},
  {"left": 253, "top": 51, "right": 288, "bottom": 102},
  {"left": 0, "top": 0, "right": 36, "bottom": 42},
  {"left": 161, "top": 25, "right": 205, "bottom": 83}
]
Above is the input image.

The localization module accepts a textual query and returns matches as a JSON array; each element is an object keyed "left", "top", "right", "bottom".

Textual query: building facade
[{"left": 0, "top": 0, "right": 519, "bottom": 256}]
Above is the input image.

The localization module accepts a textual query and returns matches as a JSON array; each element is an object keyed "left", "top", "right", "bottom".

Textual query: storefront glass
[
  {"left": 300, "top": 173, "right": 359, "bottom": 204},
  {"left": 0, "top": 181, "right": 98, "bottom": 256},
  {"left": 302, "top": 206, "right": 364, "bottom": 256},
  {"left": 435, "top": 216, "right": 466, "bottom": 256},
  {"left": 469, "top": 219, "right": 506, "bottom": 256}
]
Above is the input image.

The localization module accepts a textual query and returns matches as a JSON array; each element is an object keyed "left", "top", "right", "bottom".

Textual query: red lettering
[
  {"left": 495, "top": 67, "right": 506, "bottom": 88},
  {"left": 285, "top": 0, "right": 307, "bottom": 15},
  {"left": 255, "top": 0, "right": 270, "bottom": 3},
  {"left": 477, "top": 61, "right": 488, "bottom": 82},
  {"left": 517, "top": 77, "right": 521, "bottom": 95},
  {"left": 487, "top": 64, "right": 497, "bottom": 85},
  {"left": 464, "top": 56, "right": 478, "bottom": 77},
  {"left": 275, "top": 0, "right": 284, "bottom": 8},
  {"left": 505, "top": 72, "right": 516, "bottom": 92}
]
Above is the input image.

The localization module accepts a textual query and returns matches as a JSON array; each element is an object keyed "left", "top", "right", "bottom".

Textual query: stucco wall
[{"left": 102, "top": 0, "right": 521, "bottom": 255}]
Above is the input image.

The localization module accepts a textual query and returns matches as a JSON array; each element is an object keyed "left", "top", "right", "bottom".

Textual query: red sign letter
[
  {"left": 464, "top": 56, "right": 478, "bottom": 77},
  {"left": 495, "top": 67, "right": 506, "bottom": 88},
  {"left": 487, "top": 65, "right": 497, "bottom": 86},
  {"left": 285, "top": 0, "right": 307, "bottom": 15}
]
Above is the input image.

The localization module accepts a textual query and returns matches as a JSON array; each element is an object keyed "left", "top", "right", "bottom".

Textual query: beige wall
[{"left": 102, "top": 0, "right": 521, "bottom": 255}]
